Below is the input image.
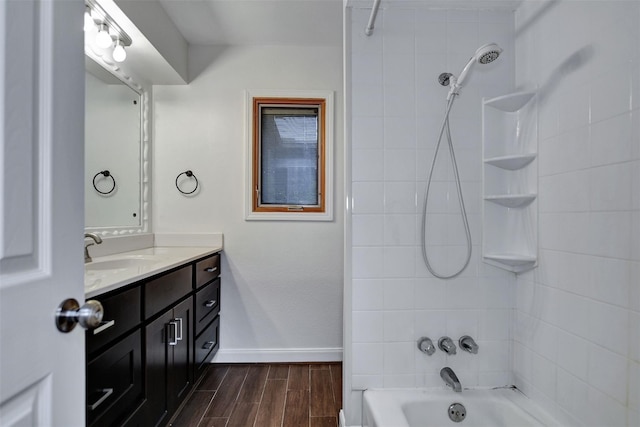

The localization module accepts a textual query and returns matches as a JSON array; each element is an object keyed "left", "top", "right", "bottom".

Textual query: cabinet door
[
  {"left": 168, "top": 297, "right": 194, "bottom": 413},
  {"left": 144, "top": 311, "right": 173, "bottom": 427},
  {"left": 86, "top": 330, "right": 143, "bottom": 427}
]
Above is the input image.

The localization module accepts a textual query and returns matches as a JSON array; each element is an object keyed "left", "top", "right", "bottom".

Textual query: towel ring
[
  {"left": 175, "top": 170, "right": 198, "bottom": 195},
  {"left": 92, "top": 170, "right": 116, "bottom": 195}
]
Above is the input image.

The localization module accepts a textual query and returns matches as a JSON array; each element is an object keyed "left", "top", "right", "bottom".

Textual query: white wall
[
  {"left": 513, "top": 1, "right": 640, "bottom": 426},
  {"left": 153, "top": 45, "right": 344, "bottom": 361},
  {"left": 346, "top": 5, "right": 516, "bottom": 425}
]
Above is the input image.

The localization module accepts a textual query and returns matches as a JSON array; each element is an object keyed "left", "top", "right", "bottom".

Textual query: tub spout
[{"left": 440, "top": 367, "right": 462, "bottom": 392}]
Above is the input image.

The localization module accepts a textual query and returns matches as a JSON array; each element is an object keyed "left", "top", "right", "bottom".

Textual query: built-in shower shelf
[
  {"left": 482, "top": 89, "right": 538, "bottom": 274},
  {"left": 484, "top": 194, "right": 536, "bottom": 208},
  {"left": 484, "top": 154, "right": 536, "bottom": 170},
  {"left": 484, "top": 253, "right": 537, "bottom": 272},
  {"left": 484, "top": 91, "right": 536, "bottom": 112}
]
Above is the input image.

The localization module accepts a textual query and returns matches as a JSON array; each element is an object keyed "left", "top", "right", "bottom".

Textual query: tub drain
[{"left": 448, "top": 403, "right": 466, "bottom": 423}]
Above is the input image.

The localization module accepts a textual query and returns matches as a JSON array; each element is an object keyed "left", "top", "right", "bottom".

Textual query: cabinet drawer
[
  {"left": 194, "top": 278, "right": 220, "bottom": 336},
  {"left": 87, "top": 286, "right": 141, "bottom": 356},
  {"left": 195, "top": 254, "right": 220, "bottom": 289},
  {"left": 87, "top": 329, "right": 144, "bottom": 427},
  {"left": 144, "top": 266, "right": 192, "bottom": 319},
  {"left": 195, "top": 316, "right": 219, "bottom": 376}
]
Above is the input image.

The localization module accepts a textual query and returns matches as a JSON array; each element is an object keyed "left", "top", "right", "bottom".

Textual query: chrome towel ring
[
  {"left": 92, "top": 170, "right": 116, "bottom": 195},
  {"left": 175, "top": 170, "right": 198, "bottom": 195}
]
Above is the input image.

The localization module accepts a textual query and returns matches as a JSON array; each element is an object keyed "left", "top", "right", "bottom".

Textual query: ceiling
[
  {"left": 156, "top": 0, "right": 521, "bottom": 46},
  {"left": 157, "top": 0, "right": 344, "bottom": 46}
]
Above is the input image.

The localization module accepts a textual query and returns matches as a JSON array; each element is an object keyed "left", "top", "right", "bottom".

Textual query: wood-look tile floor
[{"left": 170, "top": 363, "right": 342, "bottom": 427}]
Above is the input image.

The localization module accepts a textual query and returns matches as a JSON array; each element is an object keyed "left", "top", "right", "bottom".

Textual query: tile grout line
[
  {"left": 280, "top": 365, "right": 291, "bottom": 427},
  {"left": 197, "top": 365, "right": 230, "bottom": 427},
  {"left": 252, "top": 365, "right": 271, "bottom": 427},
  {"left": 308, "top": 364, "right": 312, "bottom": 427}
]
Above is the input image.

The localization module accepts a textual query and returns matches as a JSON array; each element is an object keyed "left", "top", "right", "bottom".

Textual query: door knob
[{"left": 55, "top": 298, "right": 104, "bottom": 332}]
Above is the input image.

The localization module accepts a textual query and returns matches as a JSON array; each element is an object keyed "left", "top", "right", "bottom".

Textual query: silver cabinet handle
[
  {"left": 92, "top": 319, "right": 116, "bottom": 335},
  {"left": 87, "top": 388, "right": 114, "bottom": 411},
  {"left": 204, "top": 266, "right": 217, "bottom": 273},
  {"left": 202, "top": 341, "right": 216, "bottom": 350},
  {"left": 204, "top": 300, "right": 217, "bottom": 308},
  {"left": 168, "top": 321, "right": 178, "bottom": 346},
  {"left": 175, "top": 317, "right": 183, "bottom": 341}
]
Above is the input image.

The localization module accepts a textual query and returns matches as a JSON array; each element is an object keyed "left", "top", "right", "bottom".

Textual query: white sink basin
[{"left": 85, "top": 256, "right": 159, "bottom": 271}]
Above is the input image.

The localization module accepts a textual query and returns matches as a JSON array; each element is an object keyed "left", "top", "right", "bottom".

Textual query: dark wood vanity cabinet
[
  {"left": 85, "top": 251, "right": 221, "bottom": 427},
  {"left": 145, "top": 297, "right": 194, "bottom": 427}
]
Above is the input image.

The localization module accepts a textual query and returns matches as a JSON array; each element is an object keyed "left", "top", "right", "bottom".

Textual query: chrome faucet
[
  {"left": 459, "top": 335, "right": 479, "bottom": 354},
  {"left": 438, "top": 336, "right": 457, "bottom": 355},
  {"left": 417, "top": 337, "right": 436, "bottom": 356},
  {"left": 84, "top": 233, "right": 103, "bottom": 263},
  {"left": 440, "top": 367, "right": 462, "bottom": 392}
]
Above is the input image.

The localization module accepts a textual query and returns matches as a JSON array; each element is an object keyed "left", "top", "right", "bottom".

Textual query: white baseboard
[{"left": 211, "top": 347, "right": 342, "bottom": 363}]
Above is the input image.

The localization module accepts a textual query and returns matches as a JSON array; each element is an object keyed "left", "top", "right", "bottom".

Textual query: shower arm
[{"left": 365, "top": 0, "right": 382, "bottom": 36}]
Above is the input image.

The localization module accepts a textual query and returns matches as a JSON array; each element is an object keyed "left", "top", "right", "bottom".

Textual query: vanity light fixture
[
  {"left": 83, "top": 6, "right": 94, "bottom": 32},
  {"left": 84, "top": 0, "right": 132, "bottom": 62},
  {"left": 112, "top": 39, "right": 127, "bottom": 62},
  {"left": 95, "top": 23, "right": 113, "bottom": 48}
]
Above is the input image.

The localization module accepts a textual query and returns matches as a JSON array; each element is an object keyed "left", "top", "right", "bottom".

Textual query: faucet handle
[
  {"left": 417, "top": 337, "right": 436, "bottom": 356},
  {"left": 438, "top": 336, "right": 457, "bottom": 355},
  {"left": 459, "top": 335, "right": 479, "bottom": 354}
]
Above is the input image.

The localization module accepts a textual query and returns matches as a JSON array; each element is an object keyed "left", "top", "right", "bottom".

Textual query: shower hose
[{"left": 421, "top": 94, "right": 473, "bottom": 279}]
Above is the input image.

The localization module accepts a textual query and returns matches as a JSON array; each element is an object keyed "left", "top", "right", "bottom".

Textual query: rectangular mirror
[{"left": 84, "top": 54, "right": 149, "bottom": 236}]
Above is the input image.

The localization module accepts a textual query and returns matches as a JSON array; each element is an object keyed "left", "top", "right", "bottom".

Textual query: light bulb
[
  {"left": 95, "top": 23, "right": 113, "bottom": 48},
  {"left": 112, "top": 40, "right": 127, "bottom": 62},
  {"left": 84, "top": 6, "right": 94, "bottom": 32}
]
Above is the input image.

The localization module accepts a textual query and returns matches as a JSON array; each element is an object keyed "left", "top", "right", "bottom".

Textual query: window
[{"left": 246, "top": 91, "right": 333, "bottom": 221}]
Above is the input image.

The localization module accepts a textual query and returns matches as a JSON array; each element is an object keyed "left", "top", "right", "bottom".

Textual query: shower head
[
  {"left": 456, "top": 42, "right": 503, "bottom": 88},
  {"left": 475, "top": 43, "right": 502, "bottom": 64}
]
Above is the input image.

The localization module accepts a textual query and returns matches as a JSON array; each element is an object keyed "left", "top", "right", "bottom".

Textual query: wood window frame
[{"left": 245, "top": 90, "right": 334, "bottom": 221}]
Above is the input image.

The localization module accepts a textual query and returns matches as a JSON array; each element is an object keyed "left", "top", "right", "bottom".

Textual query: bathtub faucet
[
  {"left": 440, "top": 367, "right": 462, "bottom": 392},
  {"left": 459, "top": 335, "right": 479, "bottom": 354},
  {"left": 438, "top": 336, "right": 457, "bottom": 355}
]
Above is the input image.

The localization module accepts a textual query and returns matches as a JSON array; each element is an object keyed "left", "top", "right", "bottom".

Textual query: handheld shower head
[
  {"left": 475, "top": 42, "right": 502, "bottom": 64},
  {"left": 456, "top": 42, "right": 503, "bottom": 87}
]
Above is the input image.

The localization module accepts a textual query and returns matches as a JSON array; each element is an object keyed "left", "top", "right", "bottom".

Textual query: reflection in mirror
[{"left": 84, "top": 55, "right": 149, "bottom": 235}]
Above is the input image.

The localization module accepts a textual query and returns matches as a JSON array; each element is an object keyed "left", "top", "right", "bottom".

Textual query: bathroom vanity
[{"left": 84, "top": 247, "right": 221, "bottom": 427}]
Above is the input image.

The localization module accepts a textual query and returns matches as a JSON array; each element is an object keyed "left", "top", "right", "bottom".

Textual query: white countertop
[{"left": 85, "top": 246, "right": 222, "bottom": 298}]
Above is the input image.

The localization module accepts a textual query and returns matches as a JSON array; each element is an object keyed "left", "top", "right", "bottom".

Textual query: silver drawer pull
[
  {"left": 202, "top": 341, "right": 216, "bottom": 350},
  {"left": 175, "top": 317, "right": 183, "bottom": 341},
  {"left": 204, "top": 266, "right": 218, "bottom": 273},
  {"left": 88, "top": 388, "right": 114, "bottom": 411},
  {"left": 168, "top": 321, "right": 178, "bottom": 346},
  {"left": 204, "top": 300, "right": 217, "bottom": 308},
  {"left": 92, "top": 319, "right": 115, "bottom": 335}
]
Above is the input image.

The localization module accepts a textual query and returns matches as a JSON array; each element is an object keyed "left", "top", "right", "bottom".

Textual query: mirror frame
[{"left": 84, "top": 48, "right": 150, "bottom": 236}]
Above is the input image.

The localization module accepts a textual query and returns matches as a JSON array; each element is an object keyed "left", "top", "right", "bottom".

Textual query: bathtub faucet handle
[
  {"left": 438, "top": 336, "right": 457, "bottom": 355},
  {"left": 417, "top": 337, "right": 436, "bottom": 356},
  {"left": 459, "top": 335, "right": 479, "bottom": 354}
]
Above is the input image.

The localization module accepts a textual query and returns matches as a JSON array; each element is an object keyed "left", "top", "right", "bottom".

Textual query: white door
[{"left": 0, "top": 0, "right": 86, "bottom": 426}]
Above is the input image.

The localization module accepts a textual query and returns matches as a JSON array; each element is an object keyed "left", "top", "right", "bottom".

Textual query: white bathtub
[{"left": 363, "top": 387, "right": 559, "bottom": 427}]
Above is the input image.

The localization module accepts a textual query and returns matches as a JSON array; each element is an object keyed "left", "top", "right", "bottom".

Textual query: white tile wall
[
  {"left": 348, "top": 1, "right": 639, "bottom": 426},
  {"left": 514, "top": 1, "right": 640, "bottom": 426},
  {"left": 348, "top": 5, "right": 516, "bottom": 425}
]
